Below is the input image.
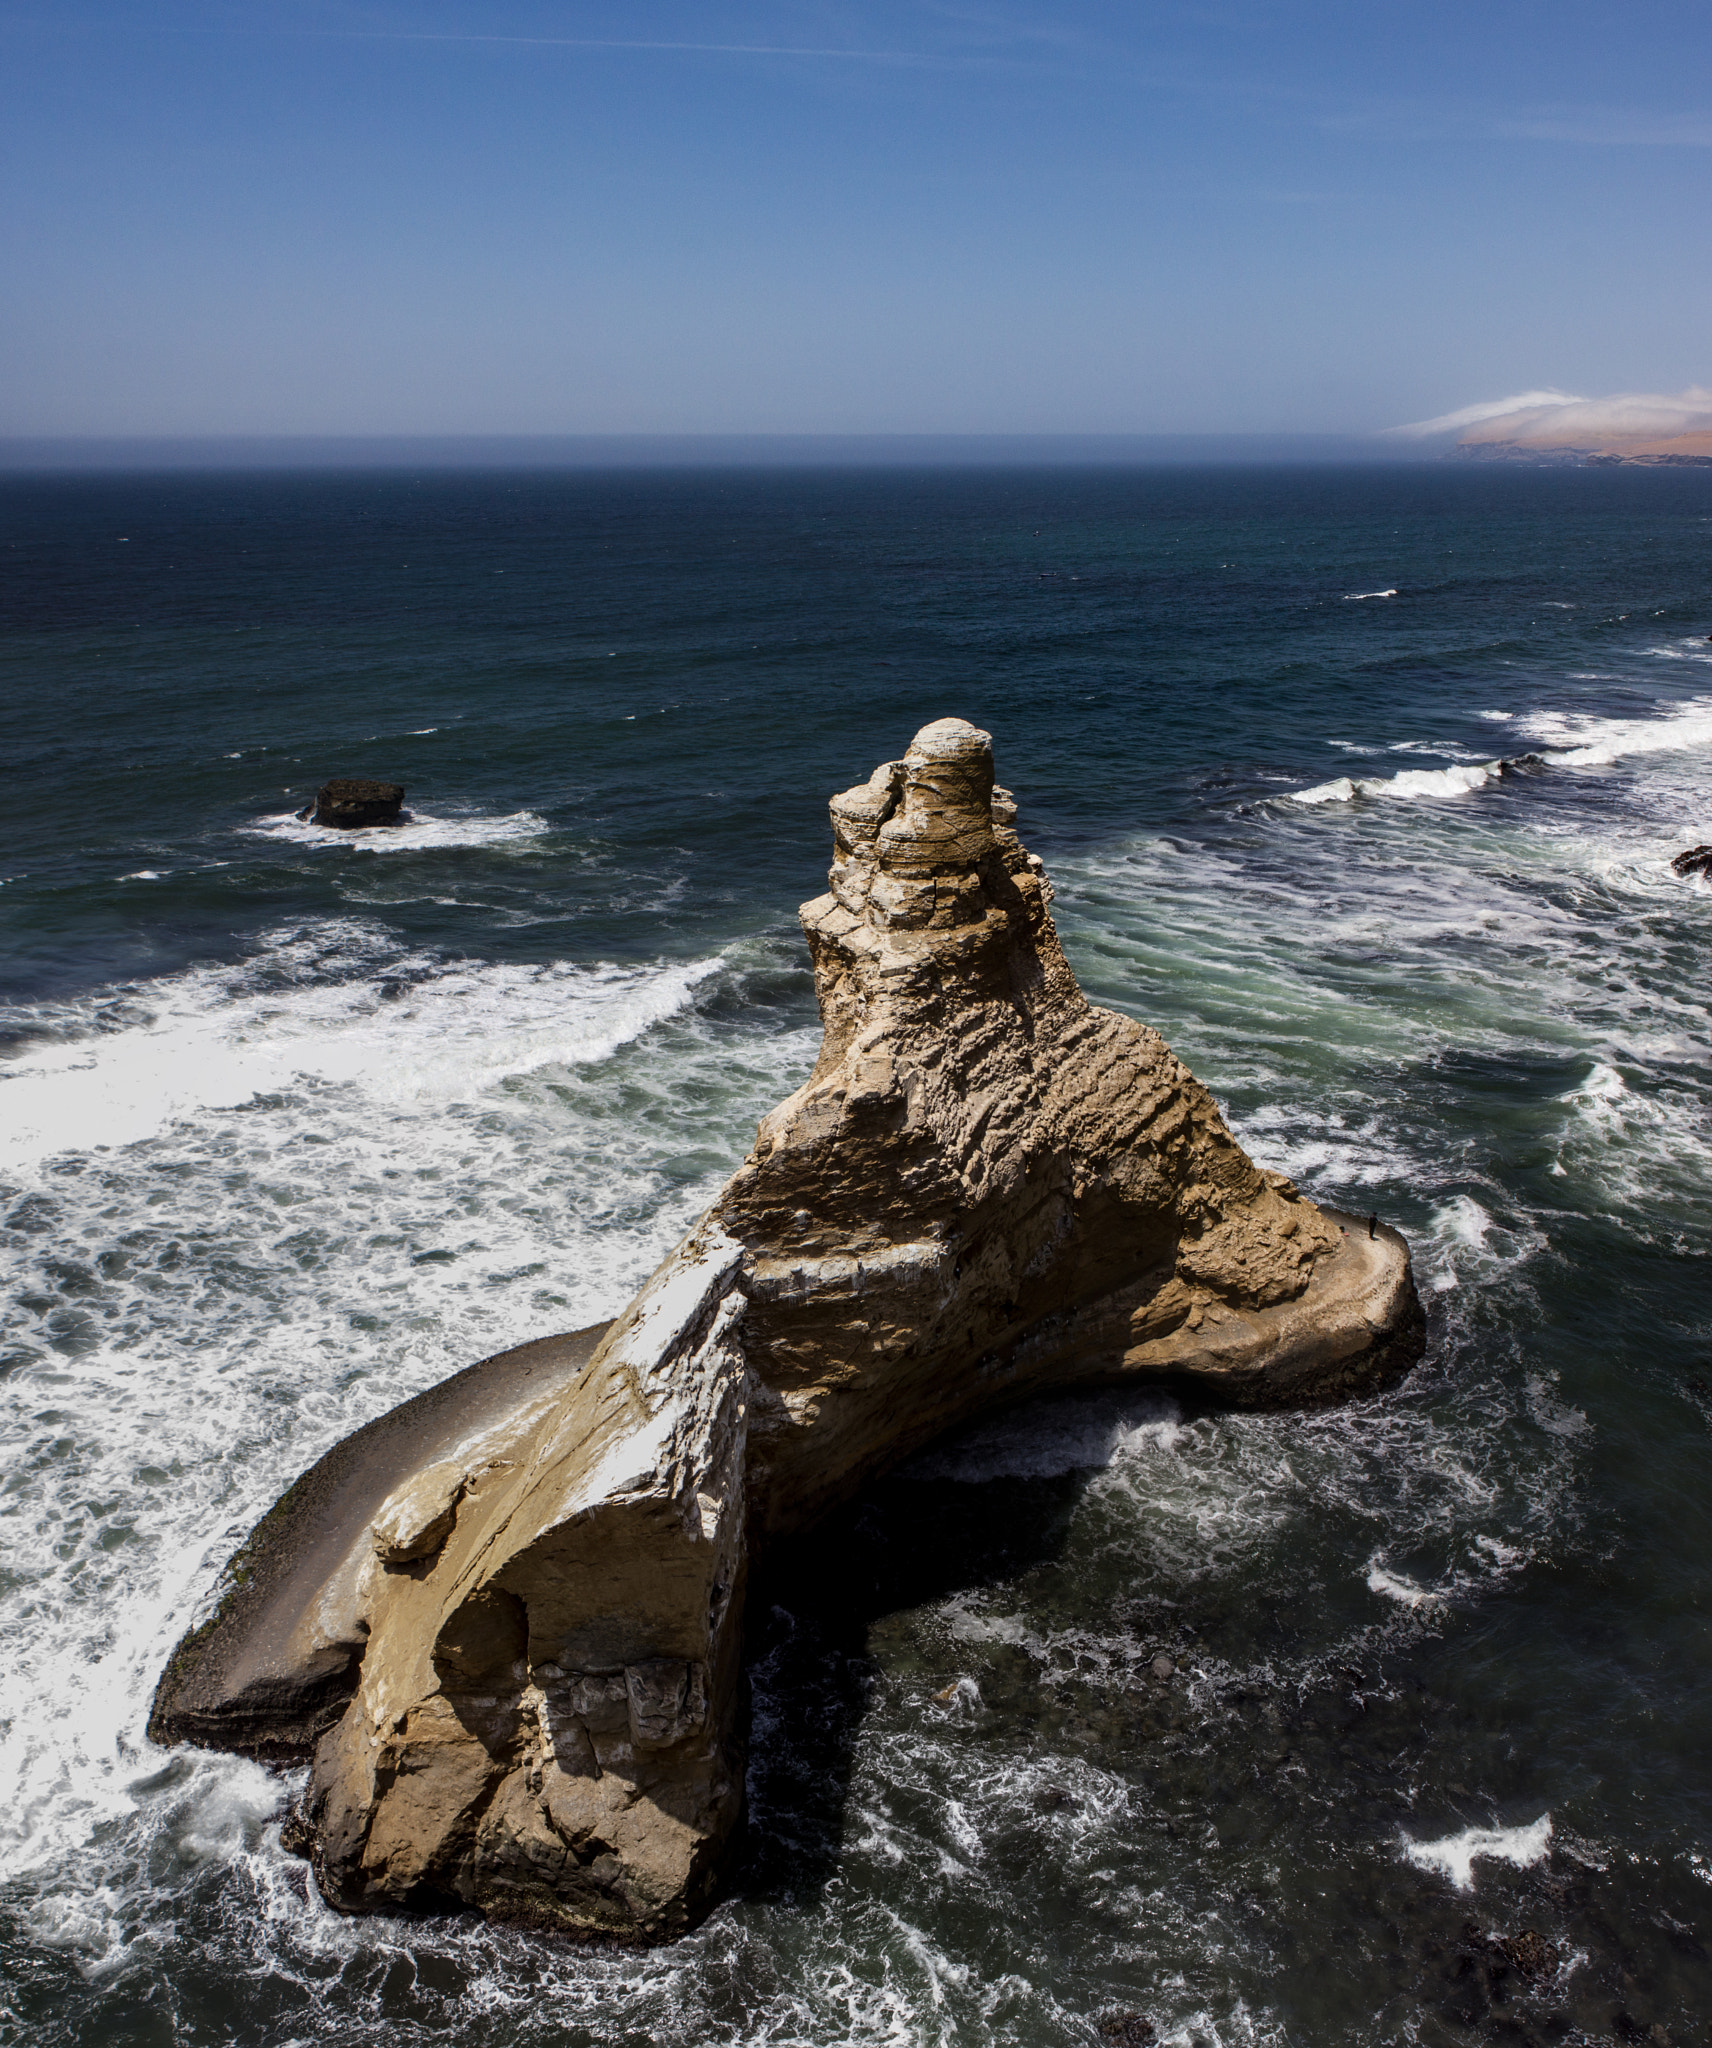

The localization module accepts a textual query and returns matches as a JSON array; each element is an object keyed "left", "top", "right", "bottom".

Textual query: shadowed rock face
[{"left": 152, "top": 717, "right": 1422, "bottom": 1943}]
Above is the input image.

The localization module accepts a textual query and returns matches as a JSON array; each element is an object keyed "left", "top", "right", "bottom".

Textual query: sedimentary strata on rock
[{"left": 153, "top": 716, "right": 1423, "bottom": 1942}]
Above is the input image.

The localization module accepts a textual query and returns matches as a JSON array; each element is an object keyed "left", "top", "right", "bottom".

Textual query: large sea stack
[{"left": 152, "top": 718, "right": 1423, "bottom": 1940}]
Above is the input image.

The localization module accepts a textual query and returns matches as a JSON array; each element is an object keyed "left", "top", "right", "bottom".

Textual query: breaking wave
[
  {"left": 1291, "top": 689, "right": 1712, "bottom": 805},
  {"left": 243, "top": 808, "right": 553, "bottom": 853},
  {"left": 0, "top": 924, "right": 722, "bottom": 1172},
  {"left": 1402, "top": 1815, "right": 1553, "bottom": 1891},
  {"left": 0, "top": 921, "right": 816, "bottom": 1920},
  {"left": 1292, "top": 761, "right": 1503, "bottom": 804},
  {"left": 1517, "top": 690, "right": 1712, "bottom": 767}
]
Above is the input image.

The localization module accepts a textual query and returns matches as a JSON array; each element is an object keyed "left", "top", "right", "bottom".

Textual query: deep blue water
[
  {"left": 8, "top": 462, "right": 1708, "bottom": 997},
  {"left": 2, "top": 465, "right": 1710, "bottom": 2048}
]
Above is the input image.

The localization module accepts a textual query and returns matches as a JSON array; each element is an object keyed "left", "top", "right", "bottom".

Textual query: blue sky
[{"left": 3, "top": 2, "right": 1709, "bottom": 436}]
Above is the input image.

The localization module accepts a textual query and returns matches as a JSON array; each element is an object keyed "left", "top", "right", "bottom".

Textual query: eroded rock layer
[{"left": 152, "top": 717, "right": 1423, "bottom": 1942}]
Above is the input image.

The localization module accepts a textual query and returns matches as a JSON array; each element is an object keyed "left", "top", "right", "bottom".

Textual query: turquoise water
[{"left": 2, "top": 465, "right": 1709, "bottom": 2045}]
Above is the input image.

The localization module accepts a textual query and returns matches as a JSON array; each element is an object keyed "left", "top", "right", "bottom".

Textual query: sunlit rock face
[
  {"left": 153, "top": 717, "right": 1421, "bottom": 1942},
  {"left": 723, "top": 716, "right": 1411, "bottom": 1534}
]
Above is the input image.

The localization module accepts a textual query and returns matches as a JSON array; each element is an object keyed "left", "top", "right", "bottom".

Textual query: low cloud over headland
[{"left": 1390, "top": 388, "right": 1712, "bottom": 464}]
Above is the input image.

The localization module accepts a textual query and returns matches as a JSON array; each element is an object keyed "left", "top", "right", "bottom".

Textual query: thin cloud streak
[{"left": 264, "top": 30, "right": 956, "bottom": 68}]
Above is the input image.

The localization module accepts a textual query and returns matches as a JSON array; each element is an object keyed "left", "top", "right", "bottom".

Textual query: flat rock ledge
[{"left": 152, "top": 717, "right": 1424, "bottom": 1943}]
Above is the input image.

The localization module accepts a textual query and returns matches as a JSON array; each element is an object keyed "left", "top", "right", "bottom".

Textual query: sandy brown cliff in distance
[
  {"left": 1458, "top": 422, "right": 1712, "bottom": 466},
  {"left": 150, "top": 716, "right": 1424, "bottom": 1942}
]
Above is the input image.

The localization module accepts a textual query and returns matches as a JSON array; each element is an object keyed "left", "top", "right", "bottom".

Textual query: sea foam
[
  {"left": 1291, "top": 687, "right": 1712, "bottom": 807},
  {"left": 0, "top": 920, "right": 814, "bottom": 1903},
  {"left": 1292, "top": 762, "right": 1502, "bottom": 805},
  {"left": 1520, "top": 691, "right": 1712, "bottom": 768},
  {"left": 1366, "top": 1560, "right": 1448, "bottom": 1612},
  {"left": 243, "top": 808, "right": 552, "bottom": 854},
  {"left": 0, "top": 929, "right": 720, "bottom": 1172},
  {"left": 1402, "top": 1814, "right": 1553, "bottom": 1890}
]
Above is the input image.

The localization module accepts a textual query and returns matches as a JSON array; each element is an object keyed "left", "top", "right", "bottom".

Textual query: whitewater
[{"left": 3, "top": 462, "right": 1710, "bottom": 2046}]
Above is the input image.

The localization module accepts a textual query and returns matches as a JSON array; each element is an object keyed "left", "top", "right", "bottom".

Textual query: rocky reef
[{"left": 152, "top": 717, "right": 1423, "bottom": 1941}]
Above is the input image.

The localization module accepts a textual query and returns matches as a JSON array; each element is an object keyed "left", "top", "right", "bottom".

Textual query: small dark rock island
[
  {"left": 299, "top": 778, "right": 406, "bottom": 829},
  {"left": 158, "top": 719, "right": 1425, "bottom": 1943}
]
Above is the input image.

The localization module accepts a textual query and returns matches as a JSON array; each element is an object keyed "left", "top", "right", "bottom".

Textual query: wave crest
[{"left": 243, "top": 808, "right": 551, "bottom": 853}]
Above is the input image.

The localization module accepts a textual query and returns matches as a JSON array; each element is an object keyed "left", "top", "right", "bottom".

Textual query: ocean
[{"left": 1, "top": 463, "right": 1708, "bottom": 2047}]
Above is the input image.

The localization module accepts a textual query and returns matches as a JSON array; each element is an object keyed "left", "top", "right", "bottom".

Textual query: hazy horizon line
[{"left": 0, "top": 431, "right": 1439, "bottom": 474}]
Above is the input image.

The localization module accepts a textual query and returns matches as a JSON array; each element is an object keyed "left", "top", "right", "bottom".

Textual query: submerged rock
[
  {"left": 152, "top": 716, "right": 1424, "bottom": 1941},
  {"left": 1670, "top": 843, "right": 1712, "bottom": 877},
  {"left": 1497, "top": 1928, "right": 1560, "bottom": 1979},
  {"left": 301, "top": 778, "right": 406, "bottom": 828}
]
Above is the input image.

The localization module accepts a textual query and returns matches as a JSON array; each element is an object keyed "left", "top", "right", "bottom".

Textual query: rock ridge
[{"left": 152, "top": 716, "right": 1424, "bottom": 1942}]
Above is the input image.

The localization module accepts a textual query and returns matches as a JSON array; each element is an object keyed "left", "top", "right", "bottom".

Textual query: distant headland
[{"left": 1391, "top": 387, "right": 1712, "bottom": 468}]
